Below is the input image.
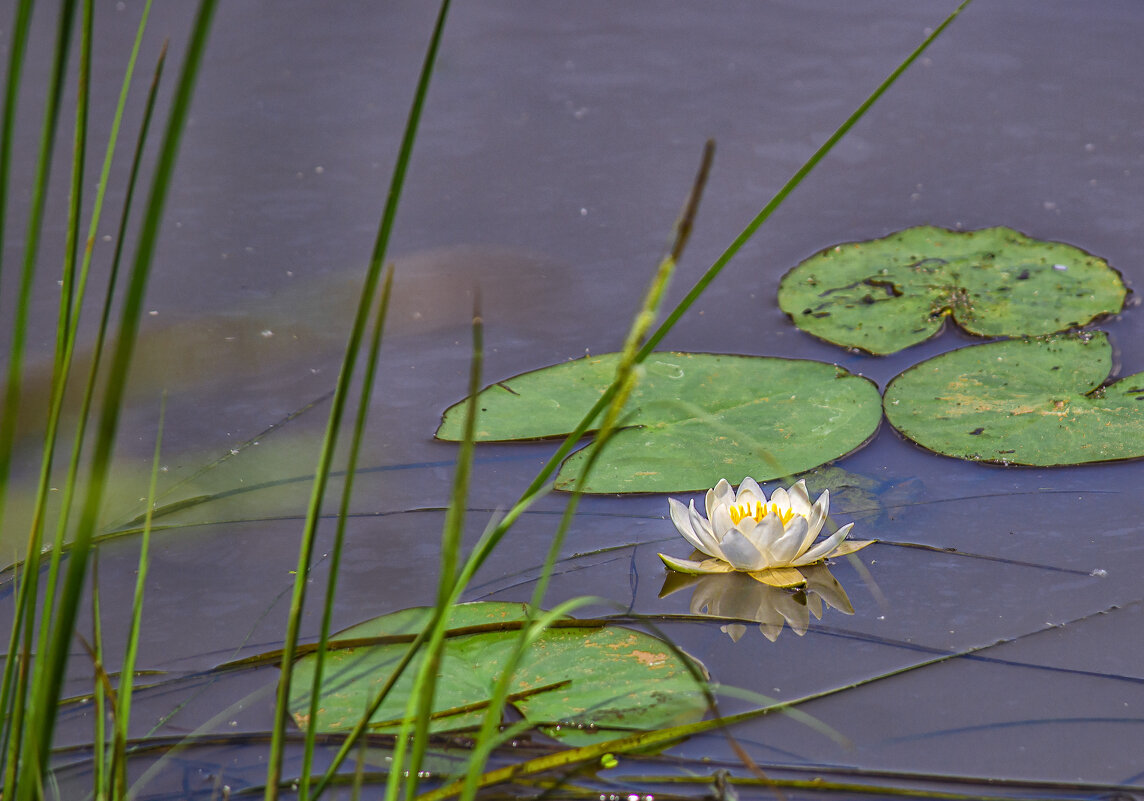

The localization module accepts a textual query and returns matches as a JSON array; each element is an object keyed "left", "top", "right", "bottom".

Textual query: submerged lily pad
[
  {"left": 777, "top": 226, "right": 1126, "bottom": 355},
  {"left": 883, "top": 332, "right": 1144, "bottom": 465},
  {"left": 435, "top": 352, "right": 882, "bottom": 493},
  {"left": 288, "top": 602, "right": 708, "bottom": 746},
  {"left": 779, "top": 465, "right": 924, "bottom": 525}
]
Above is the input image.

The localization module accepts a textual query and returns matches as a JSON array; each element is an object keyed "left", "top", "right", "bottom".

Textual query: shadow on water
[{"left": 5, "top": 1, "right": 1144, "bottom": 797}]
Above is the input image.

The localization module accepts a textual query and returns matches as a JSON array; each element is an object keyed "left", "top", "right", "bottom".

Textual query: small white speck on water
[{"left": 260, "top": 329, "right": 274, "bottom": 338}]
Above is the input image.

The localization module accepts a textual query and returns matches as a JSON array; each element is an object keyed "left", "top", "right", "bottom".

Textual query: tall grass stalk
[
  {"left": 389, "top": 299, "right": 486, "bottom": 801},
  {"left": 89, "top": 554, "right": 108, "bottom": 796},
  {"left": 104, "top": 395, "right": 167, "bottom": 799},
  {"left": 0, "top": 0, "right": 80, "bottom": 784},
  {"left": 452, "top": 143, "right": 713, "bottom": 801},
  {"left": 296, "top": 265, "right": 396, "bottom": 798},
  {"left": 29, "top": 38, "right": 166, "bottom": 790},
  {"left": 266, "top": 0, "right": 454, "bottom": 796},
  {"left": 0, "top": 0, "right": 76, "bottom": 537},
  {"left": 0, "top": 1, "right": 217, "bottom": 794}
]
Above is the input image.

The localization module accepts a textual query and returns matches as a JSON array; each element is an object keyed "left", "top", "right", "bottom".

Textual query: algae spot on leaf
[
  {"left": 287, "top": 601, "right": 708, "bottom": 746},
  {"left": 883, "top": 332, "right": 1144, "bottom": 466},
  {"left": 435, "top": 351, "right": 882, "bottom": 493},
  {"left": 777, "top": 226, "right": 1127, "bottom": 355}
]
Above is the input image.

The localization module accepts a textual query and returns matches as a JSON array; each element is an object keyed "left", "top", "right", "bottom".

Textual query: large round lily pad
[
  {"left": 883, "top": 332, "right": 1144, "bottom": 465},
  {"left": 777, "top": 226, "right": 1127, "bottom": 355},
  {"left": 435, "top": 352, "right": 882, "bottom": 493},
  {"left": 288, "top": 602, "right": 708, "bottom": 746}
]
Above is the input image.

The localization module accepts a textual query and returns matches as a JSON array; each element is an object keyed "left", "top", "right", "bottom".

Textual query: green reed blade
[
  {"left": 451, "top": 140, "right": 713, "bottom": 801},
  {"left": 18, "top": 1, "right": 218, "bottom": 791},
  {"left": 269, "top": 0, "right": 453, "bottom": 796},
  {"left": 109, "top": 394, "right": 166, "bottom": 799},
  {"left": 40, "top": 3, "right": 161, "bottom": 666},
  {"left": 397, "top": 299, "right": 484, "bottom": 801},
  {"left": 0, "top": 1, "right": 79, "bottom": 790},
  {"left": 297, "top": 266, "right": 395, "bottom": 799}
]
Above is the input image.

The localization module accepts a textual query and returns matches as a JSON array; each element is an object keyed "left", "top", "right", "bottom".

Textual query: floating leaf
[
  {"left": 435, "top": 352, "right": 882, "bottom": 493},
  {"left": 777, "top": 226, "right": 1127, "bottom": 355},
  {"left": 288, "top": 602, "right": 708, "bottom": 746},
  {"left": 883, "top": 332, "right": 1144, "bottom": 465}
]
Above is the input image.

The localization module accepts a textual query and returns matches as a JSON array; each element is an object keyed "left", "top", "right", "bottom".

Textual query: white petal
[
  {"left": 669, "top": 497, "right": 699, "bottom": 540},
  {"left": 788, "top": 480, "right": 812, "bottom": 515},
  {"left": 687, "top": 499, "right": 723, "bottom": 557},
  {"left": 743, "top": 511, "right": 786, "bottom": 555},
  {"left": 711, "top": 503, "right": 735, "bottom": 542},
  {"left": 769, "top": 486, "right": 790, "bottom": 512},
  {"left": 797, "top": 489, "right": 829, "bottom": 555},
  {"left": 668, "top": 501, "right": 709, "bottom": 556},
  {"left": 797, "top": 507, "right": 827, "bottom": 559},
  {"left": 768, "top": 516, "right": 809, "bottom": 565},
  {"left": 719, "top": 529, "right": 769, "bottom": 571},
  {"left": 812, "top": 487, "right": 831, "bottom": 520},
  {"left": 736, "top": 476, "right": 765, "bottom": 505},
  {"left": 659, "top": 552, "right": 733, "bottom": 574},
  {"left": 707, "top": 479, "right": 735, "bottom": 519},
  {"left": 792, "top": 522, "right": 854, "bottom": 566}
]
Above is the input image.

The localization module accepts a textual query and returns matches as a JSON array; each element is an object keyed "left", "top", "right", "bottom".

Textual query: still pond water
[{"left": 5, "top": 1, "right": 1144, "bottom": 797}]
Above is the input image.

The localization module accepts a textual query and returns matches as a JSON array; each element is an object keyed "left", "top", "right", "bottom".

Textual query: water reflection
[{"left": 659, "top": 564, "right": 854, "bottom": 642}]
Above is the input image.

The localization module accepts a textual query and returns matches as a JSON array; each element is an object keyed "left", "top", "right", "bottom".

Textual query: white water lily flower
[{"left": 658, "top": 477, "right": 873, "bottom": 587}]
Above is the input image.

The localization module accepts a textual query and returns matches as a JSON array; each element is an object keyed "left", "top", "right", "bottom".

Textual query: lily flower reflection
[
  {"left": 660, "top": 565, "right": 854, "bottom": 642},
  {"left": 659, "top": 477, "right": 873, "bottom": 587}
]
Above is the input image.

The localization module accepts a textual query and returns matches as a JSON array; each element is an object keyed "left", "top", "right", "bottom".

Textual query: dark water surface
[{"left": 5, "top": 1, "right": 1144, "bottom": 797}]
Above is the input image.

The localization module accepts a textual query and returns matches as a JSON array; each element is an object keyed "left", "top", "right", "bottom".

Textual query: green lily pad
[
  {"left": 883, "top": 332, "right": 1144, "bottom": 465},
  {"left": 288, "top": 602, "right": 708, "bottom": 746},
  {"left": 435, "top": 352, "right": 882, "bottom": 493},
  {"left": 777, "top": 226, "right": 1127, "bottom": 355}
]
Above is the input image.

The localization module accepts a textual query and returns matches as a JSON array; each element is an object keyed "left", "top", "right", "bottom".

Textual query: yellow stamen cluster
[{"left": 728, "top": 500, "right": 796, "bottom": 527}]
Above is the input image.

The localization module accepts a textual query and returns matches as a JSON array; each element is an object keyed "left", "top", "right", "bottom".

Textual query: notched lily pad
[
  {"left": 883, "top": 332, "right": 1144, "bottom": 466},
  {"left": 777, "top": 225, "right": 1127, "bottom": 355},
  {"left": 288, "top": 602, "right": 708, "bottom": 746},
  {"left": 436, "top": 352, "right": 882, "bottom": 493}
]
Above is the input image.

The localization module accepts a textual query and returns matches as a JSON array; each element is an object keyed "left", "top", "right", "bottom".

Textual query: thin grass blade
[
  {"left": 297, "top": 266, "right": 395, "bottom": 798},
  {"left": 270, "top": 1, "right": 453, "bottom": 797},
  {"left": 18, "top": 1, "right": 218, "bottom": 790}
]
